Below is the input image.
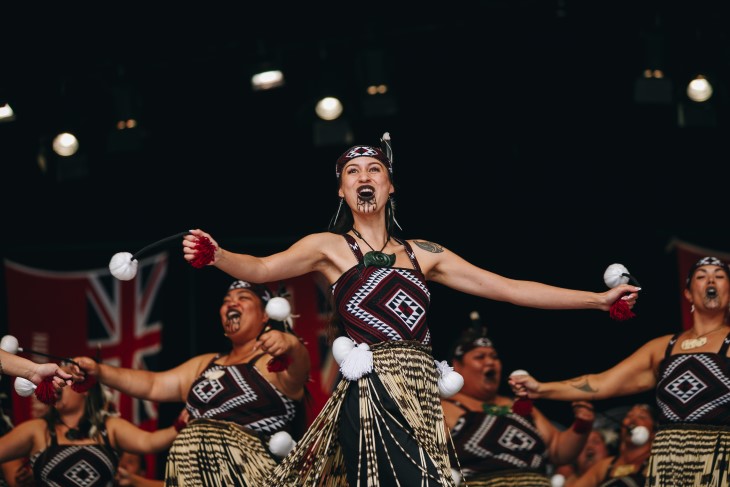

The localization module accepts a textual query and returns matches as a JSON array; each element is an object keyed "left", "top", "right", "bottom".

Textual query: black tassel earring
[{"left": 328, "top": 197, "right": 344, "bottom": 230}]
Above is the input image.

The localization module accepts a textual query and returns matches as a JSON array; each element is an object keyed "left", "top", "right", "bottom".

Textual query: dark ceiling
[{"left": 2, "top": 2, "right": 728, "bottom": 246}]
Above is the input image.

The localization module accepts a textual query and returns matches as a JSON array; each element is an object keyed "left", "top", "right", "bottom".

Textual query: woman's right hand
[
  {"left": 71, "top": 356, "right": 101, "bottom": 380},
  {"left": 508, "top": 372, "right": 541, "bottom": 399},
  {"left": 183, "top": 229, "right": 221, "bottom": 266}
]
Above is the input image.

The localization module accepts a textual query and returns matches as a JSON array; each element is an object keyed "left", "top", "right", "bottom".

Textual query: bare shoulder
[{"left": 409, "top": 239, "right": 446, "bottom": 253}]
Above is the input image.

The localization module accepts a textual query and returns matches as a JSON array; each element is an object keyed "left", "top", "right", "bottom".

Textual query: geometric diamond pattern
[
  {"left": 665, "top": 370, "right": 708, "bottom": 403},
  {"left": 386, "top": 289, "right": 425, "bottom": 331},
  {"left": 186, "top": 359, "right": 297, "bottom": 434},
  {"left": 448, "top": 407, "right": 548, "bottom": 472},
  {"left": 656, "top": 338, "right": 730, "bottom": 423},
  {"left": 63, "top": 459, "right": 101, "bottom": 487},
  {"left": 498, "top": 425, "right": 537, "bottom": 452}
]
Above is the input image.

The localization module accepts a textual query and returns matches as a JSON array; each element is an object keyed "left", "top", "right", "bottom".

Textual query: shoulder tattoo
[
  {"left": 413, "top": 240, "right": 444, "bottom": 253},
  {"left": 562, "top": 376, "right": 597, "bottom": 394}
]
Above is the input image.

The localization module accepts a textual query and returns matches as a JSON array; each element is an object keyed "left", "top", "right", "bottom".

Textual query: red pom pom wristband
[
  {"left": 174, "top": 418, "right": 187, "bottom": 433},
  {"left": 571, "top": 417, "right": 593, "bottom": 434}
]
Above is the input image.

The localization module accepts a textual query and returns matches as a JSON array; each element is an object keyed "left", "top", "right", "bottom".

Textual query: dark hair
[{"left": 45, "top": 380, "right": 109, "bottom": 441}]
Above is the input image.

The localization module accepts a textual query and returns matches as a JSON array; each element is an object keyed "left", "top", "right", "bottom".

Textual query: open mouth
[
  {"left": 357, "top": 186, "right": 375, "bottom": 201},
  {"left": 226, "top": 310, "right": 241, "bottom": 321},
  {"left": 707, "top": 286, "right": 718, "bottom": 298},
  {"left": 484, "top": 369, "right": 498, "bottom": 381}
]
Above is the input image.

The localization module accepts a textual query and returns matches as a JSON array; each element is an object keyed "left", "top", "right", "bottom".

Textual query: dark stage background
[{"left": 1, "top": 1, "right": 728, "bottom": 432}]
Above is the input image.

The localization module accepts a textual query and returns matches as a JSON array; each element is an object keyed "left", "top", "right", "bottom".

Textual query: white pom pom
[
  {"left": 631, "top": 425, "right": 650, "bottom": 446},
  {"left": 603, "top": 263, "right": 629, "bottom": 289},
  {"left": 265, "top": 296, "right": 292, "bottom": 322},
  {"left": 268, "top": 431, "right": 296, "bottom": 458},
  {"left": 382, "top": 132, "right": 390, "bottom": 141},
  {"left": 435, "top": 360, "right": 464, "bottom": 397},
  {"left": 551, "top": 473, "right": 566, "bottom": 487},
  {"left": 339, "top": 343, "right": 373, "bottom": 380},
  {"left": 510, "top": 369, "right": 529, "bottom": 377},
  {"left": 451, "top": 468, "right": 462, "bottom": 486},
  {"left": 14, "top": 377, "right": 36, "bottom": 397},
  {"left": 332, "top": 336, "right": 356, "bottom": 365},
  {"left": 0, "top": 335, "right": 19, "bottom": 354},
  {"left": 109, "top": 252, "right": 138, "bottom": 281}
]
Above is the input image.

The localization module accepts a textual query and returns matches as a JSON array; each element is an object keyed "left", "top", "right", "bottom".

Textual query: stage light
[
  {"left": 251, "top": 68, "right": 285, "bottom": 91},
  {"left": 686, "top": 74, "right": 713, "bottom": 102},
  {"left": 315, "top": 96, "right": 343, "bottom": 121},
  {"left": 52, "top": 132, "right": 79, "bottom": 157},
  {"left": 0, "top": 102, "right": 15, "bottom": 122}
]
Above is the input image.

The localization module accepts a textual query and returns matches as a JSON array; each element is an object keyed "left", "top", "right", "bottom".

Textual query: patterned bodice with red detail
[
  {"left": 331, "top": 234, "right": 431, "bottom": 345},
  {"left": 185, "top": 353, "right": 298, "bottom": 434},
  {"left": 31, "top": 420, "right": 119, "bottom": 487},
  {"left": 444, "top": 399, "right": 548, "bottom": 475},
  {"left": 655, "top": 332, "right": 730, "bottom": 424}
]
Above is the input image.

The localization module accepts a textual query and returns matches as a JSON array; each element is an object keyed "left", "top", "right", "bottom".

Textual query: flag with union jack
[{"left": 3, "top": 252, "right": 166, "bottom": 439}]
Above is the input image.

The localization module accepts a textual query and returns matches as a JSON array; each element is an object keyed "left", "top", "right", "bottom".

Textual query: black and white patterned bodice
[
  {"left": 331, "top": 234, "right": 431, "bottom": 345},
  {"left": 446, "top": 401, "right": 548, "bottom": 476},
  {"left": 31, "top": 421, "right": 119, "bottom": 487},
  {"left": 186, "top": 354, "right": 298, "bottom": 434},
  {"left": 655, "top": 332, "right": 730, "bottom": 424}
]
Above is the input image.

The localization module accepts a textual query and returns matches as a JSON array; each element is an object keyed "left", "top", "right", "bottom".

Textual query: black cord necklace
[
  {"left": 351, "top": 228, "right": 395, "bottom": 268},
  {"left": 58, "top": 419, "right": 83, "bottom": 440}
]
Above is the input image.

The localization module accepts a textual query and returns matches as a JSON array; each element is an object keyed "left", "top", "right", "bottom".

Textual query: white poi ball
[
  {"left": 631, "top": 425, "right": 650, "bottom": 446},
  {"left": 510, "top": 369, "right": 529, "bottom": 377},
  {"left": 332, "top": 336, "right": 355, "bottom": 365},
  {"left": 438, "top": 370, "right": 464, "bottom": 398},
  {"left": 268, "top": 431, "right": 296, "bottom": 457},
  {"left": 451, "top": 468, "right": 462, "bottom": 486},
  {"left": 14, "top": 377, "right": 36, "bottom": 397},
  {"left": 604, "top": 263, "right": 629, "bottom": 289},
  {"left": 109, "top": 252, "right": 138, "bottom": 281},
  {"left": 265, "top": 296, "right": 291, "bottom": 322},
  {"left": 551, "top": 473, "right": 566, "bottom": 487},
  {"left": 0, "top": 335, "right": 19, "bottom": 354}
]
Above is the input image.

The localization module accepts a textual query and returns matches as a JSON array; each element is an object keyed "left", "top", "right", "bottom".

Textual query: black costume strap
[
  {"left": 666, "top": 333, "right": 680, "bottom": 359},
  {"left": 343, "top": 234, "right": 365, "bottom": 262},
  {"left": 400, "top": 239, "right": 422, "bottom": 273},
  {"left": 718, "top": 331, "right": 730, "bottom": 356}
]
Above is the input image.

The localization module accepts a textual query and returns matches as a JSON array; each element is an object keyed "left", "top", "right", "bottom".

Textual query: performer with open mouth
[
  {"left": 71, "top": 280, "right": 310, "bottom": 487},
  {"left": 443, "top": 319, "right": 596, "bottom": 486},
  {"left": 182, "top": 133, "right": 639, "bottom": 486},
  {"left": 510, "top": 256, "right": 730, "bottom": 487}
]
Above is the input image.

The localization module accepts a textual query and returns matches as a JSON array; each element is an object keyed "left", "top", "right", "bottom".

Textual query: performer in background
[{"left": 511, "top": 256, "right": 729, "bottom": 487}]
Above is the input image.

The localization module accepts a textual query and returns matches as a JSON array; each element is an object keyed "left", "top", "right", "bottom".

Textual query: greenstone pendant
[{"left": 363, "top": 251, "right": 396, "bottom": 268}]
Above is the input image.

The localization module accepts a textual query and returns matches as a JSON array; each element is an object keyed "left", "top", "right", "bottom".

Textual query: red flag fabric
[
  {"left": 4, "top": 253, "right": 167, "bottom": 477},
  {"left": 669, "top": 238, "right": 730, "bottom": 330}
]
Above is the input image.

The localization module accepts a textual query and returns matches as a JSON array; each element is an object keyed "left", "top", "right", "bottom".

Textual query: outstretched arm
[
  {"left": 0, "top": 350, "right": 72, "bottom": 388},
  {"left": 72, "top": 354, "right": 211, "bottom": 403},
  {"left": 182, "top": 229, "right": 339, "bottom": 284},
  {"left": 420, "top": 243, "right": 640, "bottom": 312},
  {"left": 509, "top": 336, "right": 667, "bottom": 401}
]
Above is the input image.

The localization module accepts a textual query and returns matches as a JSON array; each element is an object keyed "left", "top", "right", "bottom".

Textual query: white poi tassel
[
  {"left": 339, "top": 342, "right": 373, "bottom": 380},
  {"left": 268, "top": 431, "right": 296, "bottom": 458},
  {"left": 332, "top": 336, "right": 355, "bottom": 365},
  {"left": 435, "top": 360, "right": 464, "bottom": 397}
]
